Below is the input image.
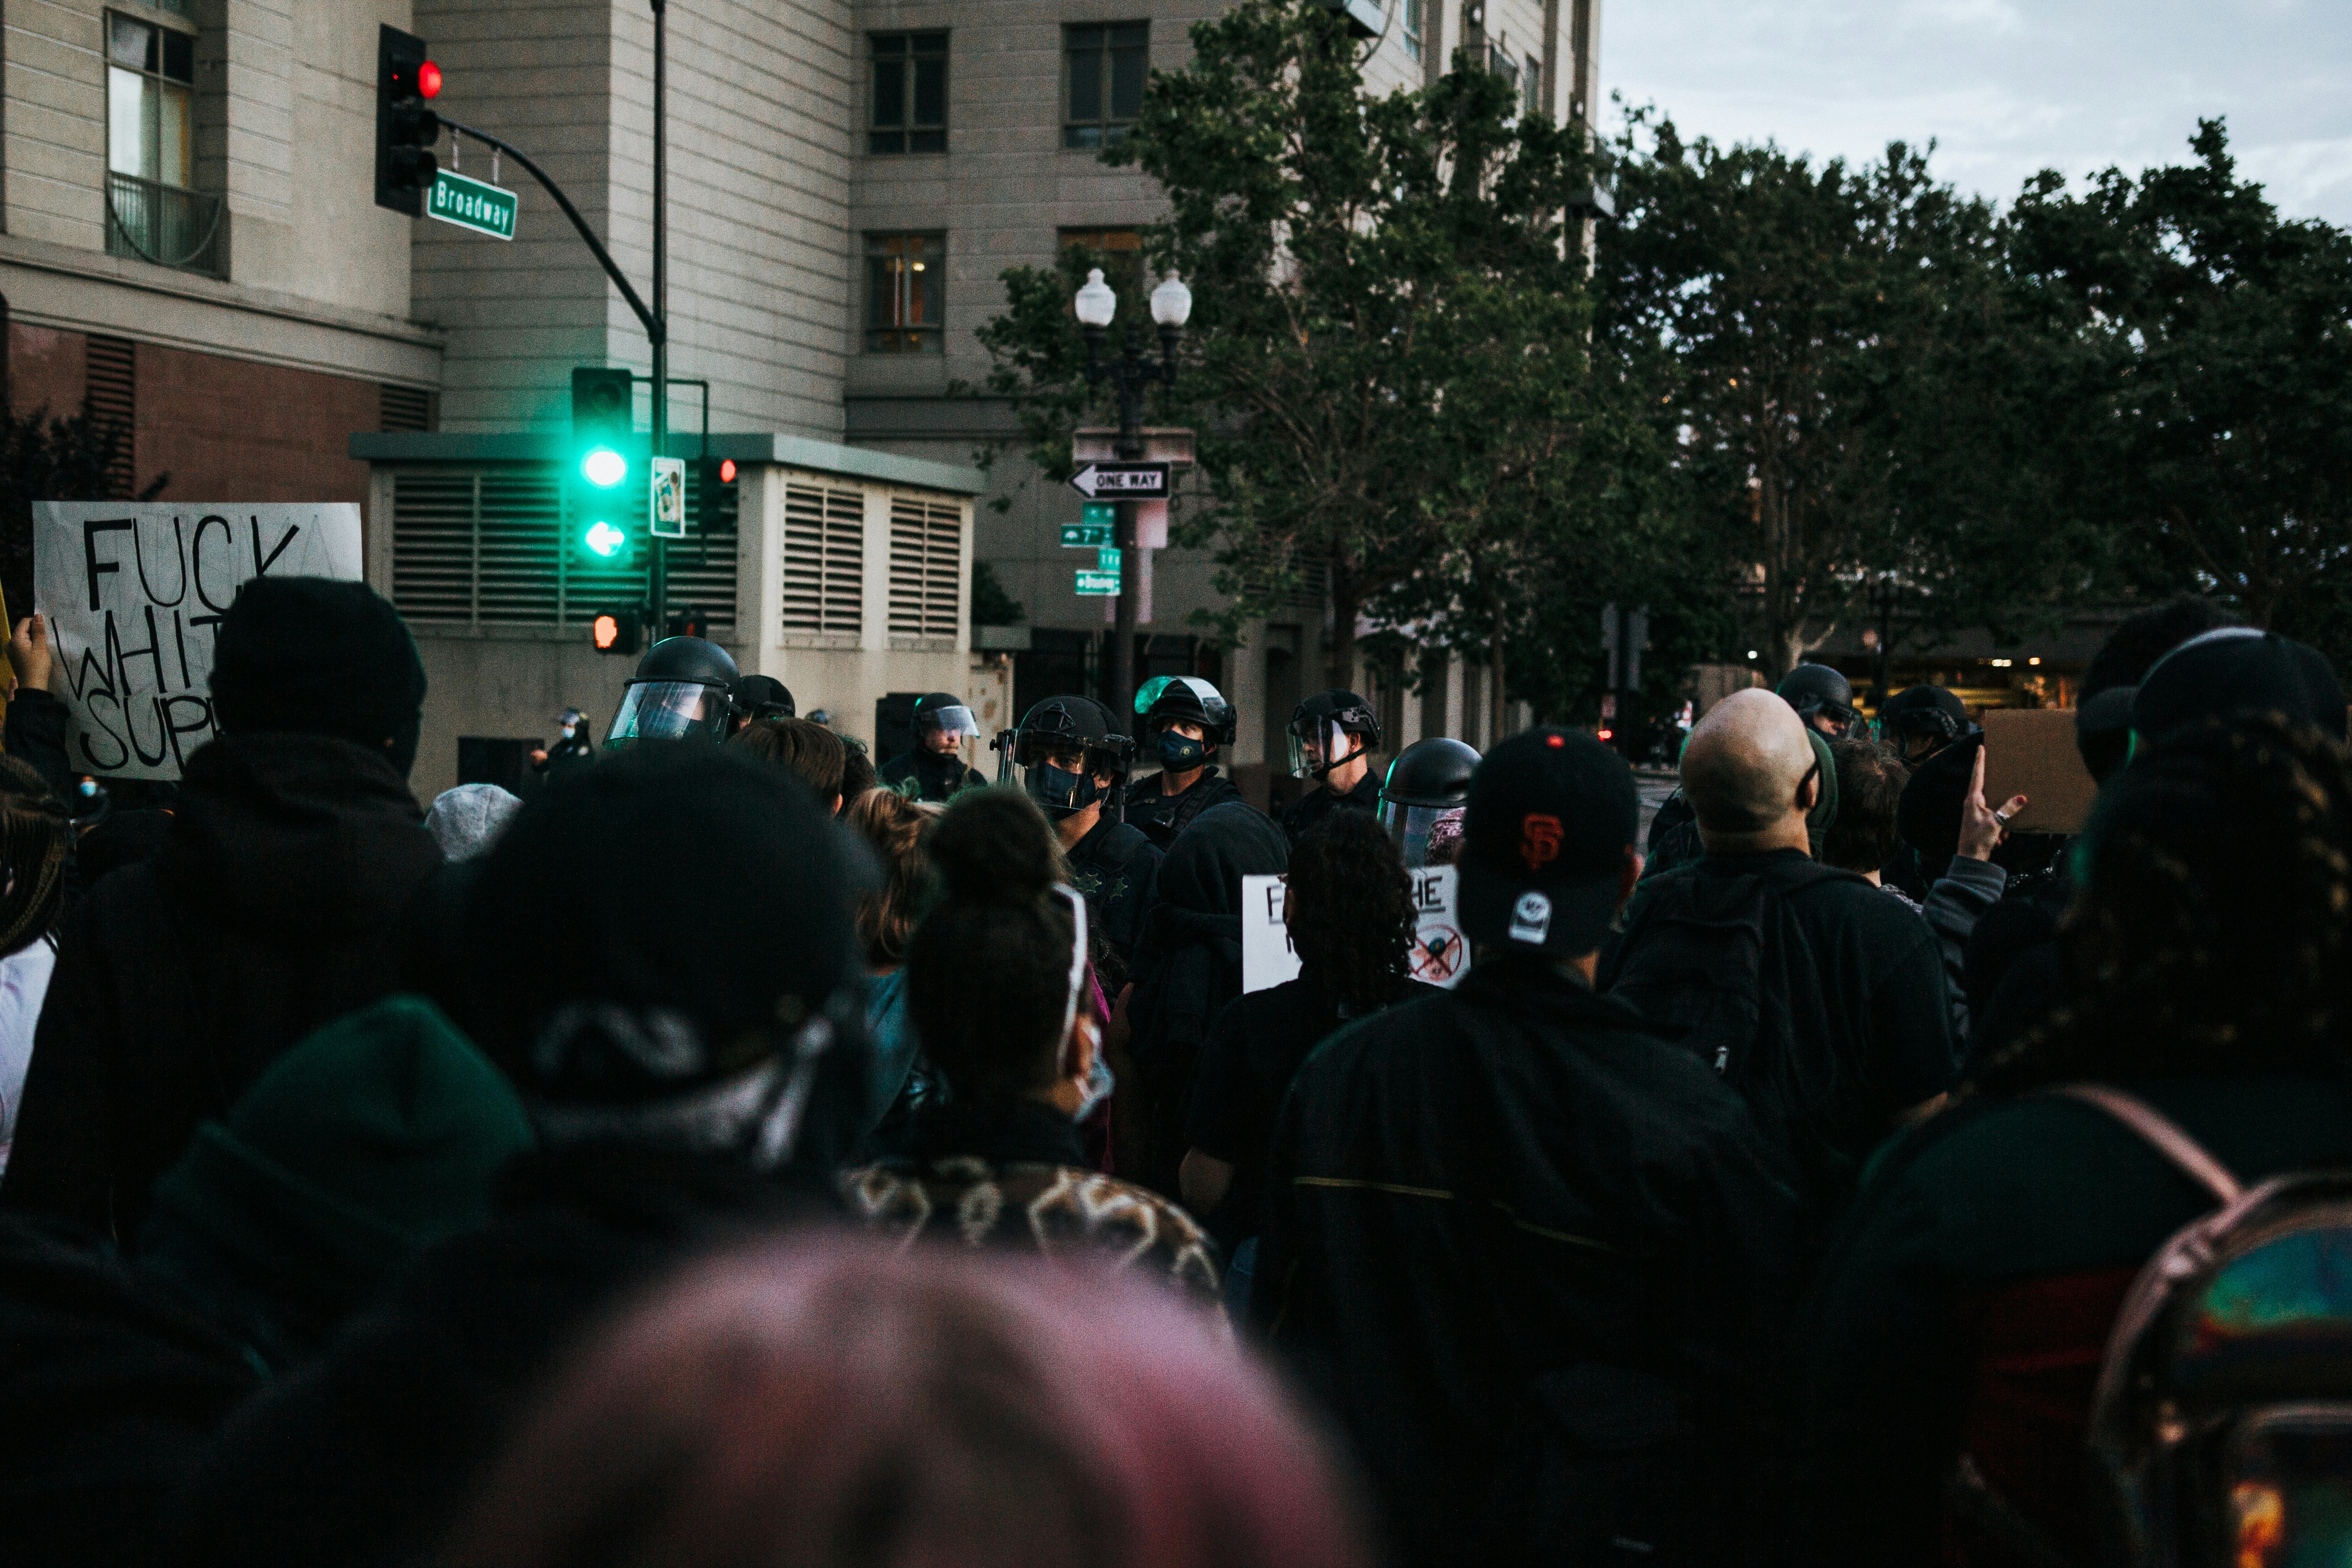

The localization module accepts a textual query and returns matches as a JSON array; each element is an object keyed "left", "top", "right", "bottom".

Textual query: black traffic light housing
[
  {"left": 696, "top": 456, "right": 737, "bottom": 533},
  {"left": 572, "top": 368, "right": 634, "bottom": 451},
  {"left": 375, "top": 25, "right": 441, "bottom": 216},
  {"left": 591, "top": 606, "right": 645, "bottom": 656}
]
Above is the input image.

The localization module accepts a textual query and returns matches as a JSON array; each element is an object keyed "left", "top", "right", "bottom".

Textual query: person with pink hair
[{"left": 441, "top": 1235, "right": 1370, "bottom": 1568}]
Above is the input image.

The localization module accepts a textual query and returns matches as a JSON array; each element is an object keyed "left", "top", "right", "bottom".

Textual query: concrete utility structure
[{"left": 1, "top": 0, "right": 1602, "bottom": 797}]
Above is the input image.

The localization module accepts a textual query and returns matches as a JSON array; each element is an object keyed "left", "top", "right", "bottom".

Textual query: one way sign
[{"left": 1066, "top": 462, "right": 1170, "bottom": 500}]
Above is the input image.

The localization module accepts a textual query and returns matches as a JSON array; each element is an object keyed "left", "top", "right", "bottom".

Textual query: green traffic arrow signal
[
  {"left": 583, "top": 519, "right": 628, "bottom": 558},
  {"left": 581, "top": 446, "right": 628, "bottom": 488}
]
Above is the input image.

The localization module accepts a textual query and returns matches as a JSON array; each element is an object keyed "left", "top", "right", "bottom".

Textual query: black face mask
[
  {"left": 1156, "top": 730, "right": 1207, "bottom": 772},
  {"left": 1027, "top": 761, "right": 1104, "bottom": 819}
]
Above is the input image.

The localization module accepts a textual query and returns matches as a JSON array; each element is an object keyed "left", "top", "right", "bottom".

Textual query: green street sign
[
  {"left": 1075, "top": 569, "right": 1121, "bottom": 596},
  {"left": 1060, "top": 522, "right": 1112, "bottom": 549},
  {"left": 1082, "top": 501, "right": 1116, "bottom": 529},
  {"left": 428, "top": 169, "right": 518, "bottom": 241},
  {"left": 1097, "top": 546, "right": 1122, "bottom": 572}
]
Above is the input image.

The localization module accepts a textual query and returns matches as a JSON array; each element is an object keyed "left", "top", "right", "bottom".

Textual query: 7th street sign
[
  {"left": 428, "top": 169, "right": 518, "bottom": 241},
  {"left": 1066, "top": 462, "right": 1169, "bottom": 500}
]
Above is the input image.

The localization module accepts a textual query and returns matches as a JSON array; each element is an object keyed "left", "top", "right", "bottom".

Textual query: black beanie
[
  {"left": 456, "top": 745, "right": 881, "bottom": 1174},
  {"left": 210, "top": 578, "right": 428, "bottom": 776}
]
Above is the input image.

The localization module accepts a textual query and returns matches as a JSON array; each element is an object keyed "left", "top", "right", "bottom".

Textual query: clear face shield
[
  {"left": 921, "top": 705, "right": 979, "bottom": 760},
  {"left": 1288, "top": 717, "right": 1360, "bottom": 779},
  {"left": 998, "top": 732, "right": 1107, "bottom": 818},
  {"left": 1380, "top": 799, "right": 1468, "bottom": 870},
  {"left": 606, "top": 681, "right": 732, "bottom": 748}
]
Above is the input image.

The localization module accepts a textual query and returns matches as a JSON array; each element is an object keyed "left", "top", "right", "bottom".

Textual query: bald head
[{"left": 1682, "top": 689, "right": 1820, "bottom": 853}]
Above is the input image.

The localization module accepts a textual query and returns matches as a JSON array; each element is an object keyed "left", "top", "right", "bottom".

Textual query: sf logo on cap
[{"left": 1520, "top": 814, "right": 1563, "bottom": 872}]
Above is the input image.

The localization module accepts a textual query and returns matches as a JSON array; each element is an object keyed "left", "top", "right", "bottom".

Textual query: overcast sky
[{"left": 1603, "top": 0, "right": 2352, "bottom": 226}]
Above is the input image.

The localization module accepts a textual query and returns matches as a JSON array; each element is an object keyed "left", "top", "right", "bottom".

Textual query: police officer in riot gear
[
  {"left": 880, "top": 691, "right": 988, "bottom": 803},
  {"left": 1127, "top": 676, "right": 1248, "bottom": 849},
  {"left": 1778, "top": 663, "right": 1864, "bottom": 739},
  {"left": 1280, "top": 690, "right": 1383, "bottom": 848},
  {"left": 991, "top": 694, "right": 1161, "bottom": 971},
  {"left": 738, "top": 675, "right": 796, "bottom": 723},
  {"left": 1879, "top": 683, "right": 1972, "bottom": 765},
  {"left": 1378, "top": 736, "right": 1479, "bottom": 868},
  {"left": 530, "top": 707, "right": 597, "bottom": 776},
  {"left": 604, "top": 636, "right": 743, "bottom": 749}
]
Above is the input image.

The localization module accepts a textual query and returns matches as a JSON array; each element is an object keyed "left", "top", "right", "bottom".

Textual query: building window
[
  {"left": 1064, "top": 24, "right": 1147, "bottom": 150},
  {"left": 870, "top": 33, "right": 947, "bottom": 154},
  {"left": 108, "top": 13, "right": 192, "bottom": 189},
  {"left": 1488, "top": 44, "right": 1519, "bottom": 98},
  {"left": 1058, "top": 228, "right": 1145, "bottom": 314},
  {"left": 866, "top": 233, "right": 945, "bottom": 353},
  {"left": 1524, "top": 54, "right": 1543, "bottom": 118},
  {"left": 1402, "top": 0, "right": 1423, "bottom": 61}
]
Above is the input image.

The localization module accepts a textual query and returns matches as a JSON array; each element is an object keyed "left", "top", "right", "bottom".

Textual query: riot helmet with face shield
[
  {"left": 1136, "top": 676, "right": 1236, "bottom": 774},
  {"left": 991, "top": 695, "right": 1135, "bottom": 819},
  {"left": 1777, "top": 663, "right": 1863, "bottom": 739},
  {"left": 606, "top": 637, "right": 742, "bottom": 748},
  {"left": 1880, "top": 684, "right": 1970, "bottom": 764},
  {"left": 1287, "top": 690, "right": 1381, "bottom": 780},
  {"left": 1379, "top": 737, "right": 1480, "bottom": 868},
  {"left": 911, "top": 691, "right": 981, "bottom": 760}
]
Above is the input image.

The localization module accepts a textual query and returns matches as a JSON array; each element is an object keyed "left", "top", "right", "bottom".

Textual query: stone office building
[{"left": 1, "top": 0, "right": 1600, "bottom": 794}]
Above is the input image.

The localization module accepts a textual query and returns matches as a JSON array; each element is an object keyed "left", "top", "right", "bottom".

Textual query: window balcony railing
[{"left": 105, "top": 171, "right": 224, "bottom": 277}]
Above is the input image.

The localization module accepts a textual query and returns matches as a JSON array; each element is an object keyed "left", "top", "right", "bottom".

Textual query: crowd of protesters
[{"left": 0, "top": 575, "right": 2348, "bottom": 1568}]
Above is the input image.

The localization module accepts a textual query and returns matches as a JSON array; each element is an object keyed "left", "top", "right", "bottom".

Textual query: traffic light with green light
[{"left": 571, "top": 366, "right": 637, "bottom": 562}]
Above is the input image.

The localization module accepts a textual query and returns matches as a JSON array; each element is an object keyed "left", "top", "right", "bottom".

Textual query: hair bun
[{"left": 926, "top": 787, "right": 1061, "bottom": 903}]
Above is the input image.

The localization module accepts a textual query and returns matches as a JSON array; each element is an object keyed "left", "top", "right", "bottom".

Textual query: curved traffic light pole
[{"left": 439, "top": 95, "right": 673, "bottom": 631}]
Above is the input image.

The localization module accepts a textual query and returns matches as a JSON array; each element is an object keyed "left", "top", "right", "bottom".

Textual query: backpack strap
[{"left": 2044, "top": 1083, "right": 2243, "bottom": 1205}]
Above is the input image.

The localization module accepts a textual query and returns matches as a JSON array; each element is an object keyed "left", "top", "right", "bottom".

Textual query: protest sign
[
  {"left": 1240, "top": 873, "right": 1301, "bottom": 994},
  {"left": 1241, "top": 867, "right": 1469, "bottom": 994},
  {"left": 1408, "top": 865, "right": 1469, "bottom": 989},
  {"left": 1979, "top": 707, "right": 2100, "bottom": 835},
  {"left": 33, "top": 502, "right": 364, "bottom": 780}
]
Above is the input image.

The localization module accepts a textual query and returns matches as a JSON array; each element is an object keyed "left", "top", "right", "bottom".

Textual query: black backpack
[
  {"left": 1607, "top": 862, "right": 1855, "bottom": 1194},
  {"left": 2063, "top": 1085, "right": 2352, "bottom": 1568}
]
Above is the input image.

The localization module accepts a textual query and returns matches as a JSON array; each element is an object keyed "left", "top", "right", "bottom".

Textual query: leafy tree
[
  {"left": 2009, "top": 119, "right": 2352, "bottom": 665},
  {"left": 978, "top": 0, "right": 1610, "bottom": 697},
  {"left": 1594, "top": 115, "right": 2080, "bottom": 683},
  {"left": 0, "top": 405, "right": 162, "bottom": 623}
]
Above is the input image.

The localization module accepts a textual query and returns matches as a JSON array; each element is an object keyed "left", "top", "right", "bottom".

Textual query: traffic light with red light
[
  {"left": 375, "top": 25, "right": 441, "bottom": 216},
  {"left": 591, "top": 606, "right": 644, "bottom": 656},
  {"left": 696, "top": 456, "right": 738, "bottom": 533}
]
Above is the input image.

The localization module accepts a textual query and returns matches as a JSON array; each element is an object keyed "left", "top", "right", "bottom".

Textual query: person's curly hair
[
  {"left": 1821, "top": 737, "right": 1908, "bottom": 876},
  {"left": 1289, "top": 810, "right": 1416, "bottom": 1015},
  {"left": 846, "top": 789, "right": 936, "bottom": 969},
  {"left": 1967, "top": 714, "right": 2352, "bottom": 1095}
]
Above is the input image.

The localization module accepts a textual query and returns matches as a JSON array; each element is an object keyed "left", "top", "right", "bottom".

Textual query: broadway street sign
[
  {"left": 1065, "top": 462, "right": 1169, "bottom": 500},
  {"left": 428, "top": 169, "right": 518, "bottom": 241},
  {"left": 1075, "top": 569, "right": 1121, "bottom": 596}
]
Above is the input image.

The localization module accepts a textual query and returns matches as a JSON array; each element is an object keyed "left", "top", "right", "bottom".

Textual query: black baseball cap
[
  {"left": 1458, "top": 728, "right": 1639, "bottom": 958},
  {"left": 2132, "top": 628, "right": 2347, "bottom": 744}
]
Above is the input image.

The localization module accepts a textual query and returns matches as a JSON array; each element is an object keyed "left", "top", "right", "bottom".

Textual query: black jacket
[
  {"left": 0, "top": 735, "right": 442, "bottom": 1239},
  {"left": 1257, "top": 959, "right": 1798, "bottom": 1568},
  {"left": 1126, "top": 803, "right": 1289, "bottom": 1197},
  {"left": 5, "top": 687, "right": 77, "bottom": 807},
  {"left": 1279, "top": 769, "right": 1382, "bottom": 847},
  {"left": 1065, "top": 811, "right": 1161, "bottom": 980},
  {"left": 176, "top": 1144, "right": 821, "bottom": 1568},
  {"left": 1127, "top": 765, "right": 1246, "bottom": 850},
  {"left": 877, "top": 748, "right": 986, "bottom": 804},
  {"left": 0, "top": 1216, "right": 260, "bottom": 1568}
]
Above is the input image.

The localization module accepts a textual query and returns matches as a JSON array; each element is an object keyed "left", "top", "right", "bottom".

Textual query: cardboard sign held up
[
  {"left": 1979, "top": 706, "right": 2101, "bottom": 835},
  {"left": 33, "top": 502, "right": 364, "bottom": 780},
  {"left": 1240, "top": 874, "right": 1300, "bottom": 993}
]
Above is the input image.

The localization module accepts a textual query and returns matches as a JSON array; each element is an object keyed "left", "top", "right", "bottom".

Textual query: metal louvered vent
[
  {"left": 782, "top": 482, "right": 864, "bottom": 637},
  {"left": 389, "top": 464, "right": 736, "bottom": 632},
  {"left": 887, "top": 494, "right": 961, "bottom": 642}
]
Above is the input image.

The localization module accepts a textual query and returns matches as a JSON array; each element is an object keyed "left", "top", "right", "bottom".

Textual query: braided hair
[
  {"left": 1288, "top": 809, "right": 1416, "bottom": 1016},
  {"left": 1966, "top": 715, "right": 2352, "bottom": 1095},
  {"left": 0, "top": 755, "right": 69, "bottom": 956}
]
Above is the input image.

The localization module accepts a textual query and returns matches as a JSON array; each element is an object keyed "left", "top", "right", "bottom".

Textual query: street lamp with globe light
[{"left": 1074, "top": 265, "right": 1191, "bottom": 718}]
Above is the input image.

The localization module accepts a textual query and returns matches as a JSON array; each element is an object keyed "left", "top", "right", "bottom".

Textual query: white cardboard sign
[
  {"left": 1240, "top": 873, "right": 1300, "bottom": 993},
  {"left": 33, "top": 502, "right": 365, "bottom": 779},
  {"left": 1240, "top": 866, "right": 1470, "bottom": 994}
]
